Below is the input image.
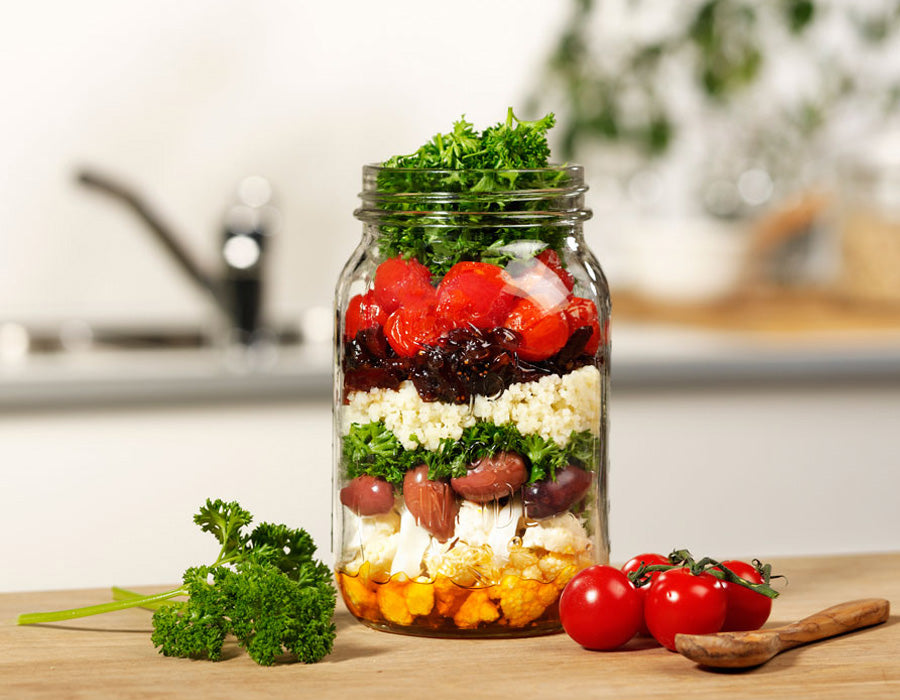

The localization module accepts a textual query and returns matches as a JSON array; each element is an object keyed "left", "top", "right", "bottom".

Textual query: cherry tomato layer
[
  {"left": 383, "top": 303, "right": 445, "bottom": 357},
  {"left": 564, "top": 297, "right": 602, "bottom": 355},
  {"left": 344, "top": 290, "right": 388, "bottom": 340},
  {"left": 621, "top": 553, "right": 669, "bottom": 637},
  {"left": 435, "top": 261, "right": 518, "bottom": 330},
  {"left": 504, "top": 298, "right": 569, "bottom": 361},
  {"left": 508, "top": 256, "right": 572, "bottom": 312},
  {"left": 644, "top": 568, "right": 727, "bottom": 651},
  {"left": 373, "top": 256, "right": 435, "bottom": 314},
  {"left": 717, "top": 560, "right": 772, "bottom": 632},
  {"left": 536, "top": 249, "right": 575, "bottom": 292},
  {"left": 559, "top": 565, "right": 642, "bottom": 650}
]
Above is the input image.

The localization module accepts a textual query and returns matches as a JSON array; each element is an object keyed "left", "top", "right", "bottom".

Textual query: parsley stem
[
  {"left": 17, "top": 588, "right": 186, "bottom": 625},
  {"left": 111, "top": 586, "right": 181, "bottom": 610}
]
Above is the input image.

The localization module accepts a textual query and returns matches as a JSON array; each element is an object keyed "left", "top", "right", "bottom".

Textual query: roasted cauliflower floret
[
  {"left": 453, "top": 589, "right": 500, "bottom": 629},
  {"left": 521, "top": 512, "right": 590, "bottom": 555},
  {"left": 339, "top": 566, "right": 378, "bottom": 621},
  {"left": 376, "top": 580, "right": 413, "bottom": 625},
  {"left": 375, "top": 576, "right": 435, "bottom": 625},
  {"left": 434, "top": 576, "right": 470, "bottom": 617},
  {"left": 491, "top": 575, "right": 559, "bottom": 627},
  {"left": 341, "top": 508, "right": 401, "bottom": 576},
  {"left": 406, "top": 580, "right": 436, "bottom": 617},
  {"left": 424, "top": 541, "right": 497, "bottom": 587}
]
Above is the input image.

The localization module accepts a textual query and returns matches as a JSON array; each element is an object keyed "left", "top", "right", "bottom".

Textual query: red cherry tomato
[
  {"left": 716, "top": 560, "right": 773, "bottom": 632},
  {"left": 383, "top": 303, "right": 445, "bottom": 357},
  {"left": 509, "top": 256, "right": 572, "bottom": 312},
  {"left": 621, "top": 553, "right": 670, "bottom": 637},
  {"left": 563, "top": 297, "right": 602, "bottom": 355},
  {"left": 344, "top": 290, "right": 388, "bottom": 340},
  {"left": 373, "top": 256, "right": 435, "bottom": 313},
  {"left": 435, "top": 262, "right": 518, "bottom": 329},
  {"left": 536, "top": 249, "right": 575, "bottom": 292},
  {"left": 504, "top": 298, "right": 569, "bottom": 361},
  {"left": 644, "top": 568, "right": 727, "bottom": 651},
  {"left": 559, "top": 565, "right": 642, "bottom": 650}
]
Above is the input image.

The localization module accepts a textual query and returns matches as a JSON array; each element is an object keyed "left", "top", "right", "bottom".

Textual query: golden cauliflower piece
[
  {"left": 537, "top": 551, "right": 587, "bottom": 589},
  {"left": 406, "top": 580, "right": 435, "bottom": 617},
  {"left": 377, "top": 580, "right": 414, "bottom": 625},
  {"left": 453, "top": 589, "right": 500, "bottom": 629},
  {"left": 491, "top": 574, "right": 559, "bottom": 627},
  {"left": 339, "top": 571, "right": 378, "bottom": 621},
  {"left": 375, "top": 576, "right": 435, "bottom": 625},
  {"left": 426, "top": 543, "right": 497, "bottom": 588},
  {"left": 506, "top": 545, "right": 539, "bottom": 577},
  {"left": 434, "top": 575, "right": 469, "bottom": 617}
]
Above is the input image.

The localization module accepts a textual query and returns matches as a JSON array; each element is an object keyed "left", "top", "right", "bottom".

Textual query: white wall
[
  {"left": 0, "top": 1, "right": 566, "bottom": 326},
  {"left": 4, "top": 384, "right": 898, "bottom": 592}
]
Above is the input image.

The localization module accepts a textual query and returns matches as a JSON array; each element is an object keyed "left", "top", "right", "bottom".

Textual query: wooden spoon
[{"left": 675, "top": 598, "right": 890, "bottom": 669}]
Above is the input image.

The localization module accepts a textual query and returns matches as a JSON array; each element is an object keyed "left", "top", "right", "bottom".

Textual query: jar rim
[
  {"left": 358, "top": 163, "right": 588, "bottom": 208},
  {"left": 361, "top": 163, "right": 584, "bottom": 191},
  {"left": 356, "top": 163, "right": 591, "bottom": 227}
]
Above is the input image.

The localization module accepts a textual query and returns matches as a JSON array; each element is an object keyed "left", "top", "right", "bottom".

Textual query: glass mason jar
[{"left": 333, "top": 164, "right": 609, "bottom": 637}]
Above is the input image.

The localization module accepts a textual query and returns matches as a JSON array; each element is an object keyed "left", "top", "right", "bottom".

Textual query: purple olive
[
  {"left": 450, "top": 452, "right": 528, "bottom": 503},
  {"left": 403, "top": 465, "right": 458, "bottom": 542},
  {"left": 523, "top": 464, "right": 592, "bottom": 519},
  {"left": 340, "top": 475, "right": 394, "bottom": 516}
]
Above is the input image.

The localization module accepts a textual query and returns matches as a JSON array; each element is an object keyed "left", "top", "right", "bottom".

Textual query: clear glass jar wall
[{"left": 333, "top": 165, "right": 610, "bottom": 637}]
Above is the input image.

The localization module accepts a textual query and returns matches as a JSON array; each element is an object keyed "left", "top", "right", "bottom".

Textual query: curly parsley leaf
[
  {"left": 343, "top": 420, "right": 596, "bottom": 486},
  {"left": 374, "top": 108, "right": 570, "bottom": 276},
  {"left": 20, "top": 500, "right": 336, "bottom": 666}
]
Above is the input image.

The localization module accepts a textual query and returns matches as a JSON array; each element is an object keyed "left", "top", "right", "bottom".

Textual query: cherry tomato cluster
[
  {"left": 344, "top": 252, "right": 603, "bottom": 360},
  {"left": 559, "top": 552, "right": 777, "bottom": 652}
]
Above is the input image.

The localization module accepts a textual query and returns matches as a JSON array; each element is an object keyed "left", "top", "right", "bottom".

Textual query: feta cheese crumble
[{"left": 343, "top": 365, "right": 601, "bottom": 449}]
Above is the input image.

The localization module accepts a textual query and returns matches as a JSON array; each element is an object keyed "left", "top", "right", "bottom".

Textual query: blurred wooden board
[
  {"left": 2, "top": 553, "right": 898, "bottom": 699},
  {"left": 613, "top": 289, "right": 900, "bottom": 336}
]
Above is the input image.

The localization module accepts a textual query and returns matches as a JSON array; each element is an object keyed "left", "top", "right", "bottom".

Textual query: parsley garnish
[
  {"left": 343, "top": 420, "right": 596, "bottom": 486},
  {"left": 373, "top": 108, "right": 571, "bottom": 276}
]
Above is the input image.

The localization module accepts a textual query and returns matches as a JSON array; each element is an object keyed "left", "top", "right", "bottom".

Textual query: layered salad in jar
[{"left": 335, "top": 111, "right": 608, "bottom": 636}]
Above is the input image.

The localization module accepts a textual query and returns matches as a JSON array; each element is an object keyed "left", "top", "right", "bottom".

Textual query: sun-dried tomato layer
[{"left": 343, "top": 325, "right": 600, "bottom": 404}]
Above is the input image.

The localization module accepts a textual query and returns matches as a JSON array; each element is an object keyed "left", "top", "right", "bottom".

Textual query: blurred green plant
[{"left": 531, "top": 0, "right": 900, "bottom": 161}]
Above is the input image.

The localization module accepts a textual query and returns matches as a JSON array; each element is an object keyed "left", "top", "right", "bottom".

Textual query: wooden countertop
[{"left": 3, "top": 553, "right": 898, "bottom": 699}]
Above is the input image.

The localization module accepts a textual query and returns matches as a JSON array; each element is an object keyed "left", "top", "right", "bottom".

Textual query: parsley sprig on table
[
  {"left": 18, "top": 500, "right": 336, "bottom": 666},
  {"left": 343, "top": 420, "right": 596, "bottom": 485},
  {"left": 374, "top": 108, "right": 571, "bottom": 276}
]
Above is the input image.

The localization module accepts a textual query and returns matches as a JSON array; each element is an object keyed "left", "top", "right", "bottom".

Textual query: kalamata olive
[
  {"left": 403, "top": 465, "right": 458, "bottom": 541},
  {"left": 523, "top": 464, "right": 592, "bottom": 519},
  {"left": 450, "top": 451, "right": 528, "bottom": 503},
  {"left": 340, "top": 475, "right": 395, "bottom": 516}
]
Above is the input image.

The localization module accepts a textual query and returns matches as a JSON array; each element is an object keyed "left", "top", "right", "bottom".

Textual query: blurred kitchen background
[{"left": 2, "top": 0, "right": 899, "bottom": 592}]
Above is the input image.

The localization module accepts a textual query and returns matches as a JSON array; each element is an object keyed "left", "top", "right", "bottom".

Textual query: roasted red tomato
[
  {"left": 621, "top": 553, "right": 670, "bottom": 637},
  {"left": 373, "top": 256, "right": 435, "bottom": 313},
  {"left": 508, "top": 255, "right": 572, "bottom": 312},
  {"left": 717, "top": 560, "right": 773, "bottom": 632},
  {"left": 504, "top": 298, "right": 569, "bottom": 361},
  {"left": 559, "top": 565, "right": 642, "bottom": 650},
  {"left": 644, "top": 568, "right": 727, "bottom": 651},
  {"left": 383, "top": 303, "right": 445, "bottom": 357},
  {"left": 344, "top": 289, "right": 389, "bottom": 339},
  {"left": 536, "top": 249, "right": 575, "bottom": 292},
  {"left": 435, "top": 261, "right": 518, "bottom": 329},
  {"left": 563, "top": 297, "right": 602, "bottom": 355}
]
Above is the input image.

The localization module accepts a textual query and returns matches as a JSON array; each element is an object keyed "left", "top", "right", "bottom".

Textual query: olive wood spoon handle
[{"left": 675, "top": 598, "right": 890, "bottom": 668}]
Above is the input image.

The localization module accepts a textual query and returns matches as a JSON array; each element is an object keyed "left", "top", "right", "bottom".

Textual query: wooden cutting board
[{"left": 2, "top": 553, "right": 898, "bottom": 699}]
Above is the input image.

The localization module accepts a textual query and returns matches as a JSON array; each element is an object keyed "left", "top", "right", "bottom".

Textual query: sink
[{"left": 0, "top": 321, "right": 328, "bottom": 410}]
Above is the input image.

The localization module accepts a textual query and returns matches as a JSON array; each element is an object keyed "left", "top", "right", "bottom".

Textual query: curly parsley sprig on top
[{"left": 374, "top": 108, "right": 570, "bottom": 277}]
